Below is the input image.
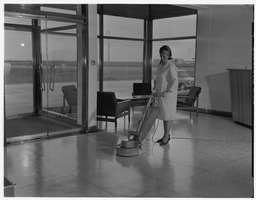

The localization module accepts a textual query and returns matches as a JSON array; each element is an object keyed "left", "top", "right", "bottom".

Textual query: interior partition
[{"left": 4, "top": 5, "right": 86, "bottom": 144}]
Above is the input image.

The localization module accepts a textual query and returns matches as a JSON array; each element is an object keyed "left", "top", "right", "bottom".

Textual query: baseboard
[
  {"left": 234, "top": 121, "right": 252, "bottom": 129},
  {"left": 198, "top": 108, "right": 232, "bottom": 117},
  {"left": 86, "top": 125, "right": 99, "bottom": 133}
]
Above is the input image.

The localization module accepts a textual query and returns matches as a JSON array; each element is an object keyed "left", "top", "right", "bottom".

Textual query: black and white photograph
[{"left": 2, "top": 1, "right": 254, "bottom": 199}]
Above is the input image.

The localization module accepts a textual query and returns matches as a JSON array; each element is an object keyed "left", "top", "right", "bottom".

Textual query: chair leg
[
  {"left": 68, "top": 107, "right": 72, "bottom": 113},
  {"left": 196, "top": 99, "right": 199, "bottom": 116},
  {"left": 63, "top": 96, "right": 66, "bottom": 114},
  {"left": 131, "top": 103, "right": 134, "bottom": 111}
]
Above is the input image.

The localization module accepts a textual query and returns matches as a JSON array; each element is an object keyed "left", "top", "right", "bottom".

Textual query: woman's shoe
[
  {"left": 160, "top": 135, "right": 170, "bottom": 146},
  {"left": 156, "top": 138, "right": 163, "bottom": 143}
]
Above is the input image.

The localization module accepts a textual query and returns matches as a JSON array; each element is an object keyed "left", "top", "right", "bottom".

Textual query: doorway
[{"left": 4, "top": 6, "right": 84, "bottom": 144}]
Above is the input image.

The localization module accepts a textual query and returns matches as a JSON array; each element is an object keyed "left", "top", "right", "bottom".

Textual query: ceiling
[
  {"left": 98, "top": 4, "right": 197, "bottom": 19},
  {"left": 5, "top": 4, "right": 197, "bottom": 20}
]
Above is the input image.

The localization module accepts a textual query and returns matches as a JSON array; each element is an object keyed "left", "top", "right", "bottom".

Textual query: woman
[{"left": 153, "top": 45, "right": 178, "bottom": 146}]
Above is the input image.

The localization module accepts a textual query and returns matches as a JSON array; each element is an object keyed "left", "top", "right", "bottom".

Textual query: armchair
[
  {"left": 132, "top": 83, "right": 152, "bottom": 96},
  {"left": 97, "top": 91, "right": 131, "bottom": 128},
  {"left": 62, "top": 85, "right": 77, "bottom": 114},
  {"left": 131, "top": 83, "right": 152, "bottom": 108},
  {"left": 177, "top": 86, "right": 202, "bottom": 117}
]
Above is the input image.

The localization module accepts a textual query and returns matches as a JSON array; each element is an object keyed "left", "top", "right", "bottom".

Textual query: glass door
[
  {"left": 40, "top": 19, "right": 80, "bottom": 138},
  {"left": 4, "top": 6, "right": 83, "bottom": 144},
  {"left": 4, "top": 18, "right": 34, "bottom": 117},
  {"left": 4, "top": 16, "right": 49, "bottom": 143}
]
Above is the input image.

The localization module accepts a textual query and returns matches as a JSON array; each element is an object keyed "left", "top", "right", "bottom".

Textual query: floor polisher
[{"left": 116, "top": 95, "right": 159, "bottom": 157}]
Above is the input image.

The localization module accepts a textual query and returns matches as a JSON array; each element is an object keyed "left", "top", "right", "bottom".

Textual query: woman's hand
[
  {"left": 159, "top": 92, "right": 166, "bottom": 97},
  {"left": 152, "top": 91, "right": 165, "bottom": 97}
]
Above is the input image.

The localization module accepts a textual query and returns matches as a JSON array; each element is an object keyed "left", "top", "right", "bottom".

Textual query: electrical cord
[
  {"left": 150, "top": 119, "right": 228, "bottom": 143},
  {"left": 151, "top": 118, "right": 160, "bottom": 143}
]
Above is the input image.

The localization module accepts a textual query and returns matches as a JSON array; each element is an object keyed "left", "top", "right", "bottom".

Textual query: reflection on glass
[{"left": 103, "top": 39, "right": 143, "bottom": 98}]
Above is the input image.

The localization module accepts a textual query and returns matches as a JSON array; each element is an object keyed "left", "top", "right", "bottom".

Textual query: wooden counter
[
  {"left": 227, "top": 69, "right": 252, "bottom": 127},
  {"left": 4, "top": 177, "right": 15, "bottom": 197}
]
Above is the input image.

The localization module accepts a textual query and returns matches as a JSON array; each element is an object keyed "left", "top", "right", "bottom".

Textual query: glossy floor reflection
[{"left": 4, "top": 108, "right": 253, "bottom": 198}]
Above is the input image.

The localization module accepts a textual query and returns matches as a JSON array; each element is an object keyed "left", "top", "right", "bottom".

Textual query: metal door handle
[
  {"left": 49, "top": 64, "right": 55, "bottom": 91},
  {"left": 40, "top": 64, "right": 45, "bottom": 91}
]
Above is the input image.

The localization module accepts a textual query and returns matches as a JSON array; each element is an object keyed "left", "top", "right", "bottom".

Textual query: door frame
[{"left": 4, "top": 4, "right": 88, "bottom": 145}]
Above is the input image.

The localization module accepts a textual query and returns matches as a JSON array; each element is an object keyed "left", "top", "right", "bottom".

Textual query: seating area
[
  {"left": 62, "top": 84, "right": 202, "bottom": 124},
  {"left": 131, "top": 83, "right": 152, "bottom": 108},
  {"left": 130, "top": 83, "right": 202, "bottom": 119},
  {"left": 177, "top": 86, "right": 202, "bottom": 117},
  {"left": 97, "top": 91, "right": 131, "bottom": 128},
  {"left": 132, "top": 83, "right": 152, "bottom": 96}
]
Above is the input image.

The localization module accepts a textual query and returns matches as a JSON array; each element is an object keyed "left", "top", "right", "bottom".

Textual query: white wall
[
  {"left": 77, "top": 5, "right": 98, "bottom": 128},
  {"left": 87, "top": 4, "right": 98, "bottom": 127},
  {"left": 196, "top": 5, "right": 253, "bottom": 112}
]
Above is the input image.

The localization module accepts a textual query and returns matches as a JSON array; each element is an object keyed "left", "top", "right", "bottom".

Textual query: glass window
[
  {"left": 103, "top": 39, "right": 143, "bottom": 98},
  {"left": 54, "top": 28, "right": 77, "bottom": 34},
  {"left": 42, "top": 21, "right": 77, "bottom": 33},
  {"left": 178, "top": 70, "right": 190, "bottom": 77},
  {"left": 152, "top": 39, "right": 196, "bottom": 66},
  {"left": 152, "top": 40, "right": 196, "bottom": 91},
  {"left": 5, "top": 16, "right": 32, "bottom": 25},
  {"left": 153, "top": 15, "right": 197, "bottom": 38},
  {"left": 41, "top": 6, "right": 77, "bottom": 15},
  {"left": 41, "top": 30, "right": 77, "bottom": 117},
  {"left": 99, "top": 15, "right": 144, "bottom": 98},
  {"left": 41, "top": 32, "right": 77, "bottom": 62},
  {"left": 153, "top": 15, "right": 197, "bottom": 92},
  {"left": 104, "top": 15, "right": 143, "bottom": 38},
  {"left": 4, "top": 30, "right": 33, "bottom": 117}
]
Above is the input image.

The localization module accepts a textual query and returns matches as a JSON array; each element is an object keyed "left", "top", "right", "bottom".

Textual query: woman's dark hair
[{"left": 159, "top": 45, "right": 172, "bottom": 60}]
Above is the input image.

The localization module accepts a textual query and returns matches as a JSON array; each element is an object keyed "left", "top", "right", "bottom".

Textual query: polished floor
[{"left": 4, "top": 108, "right": 253, "bottom": 198}]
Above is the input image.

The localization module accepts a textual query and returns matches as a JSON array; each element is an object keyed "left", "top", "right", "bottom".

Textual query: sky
[{"left": 4, "top": 9, "right": 197, "bottom": 62}]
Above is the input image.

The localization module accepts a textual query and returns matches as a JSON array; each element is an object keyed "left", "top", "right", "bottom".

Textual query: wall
[
  {"left": 87, "top": 4, "right": 98, "bottom": 128},
  {"left": 195, "top": 5, "right": 253, "bottom": 113},
  {"left": 77, "top": 5, "right": 98, "bottom": 129}
]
